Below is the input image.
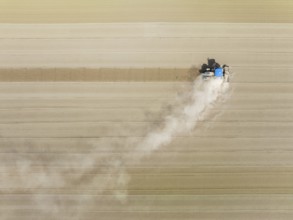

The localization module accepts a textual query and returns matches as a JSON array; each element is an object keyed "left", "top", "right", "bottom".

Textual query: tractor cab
[{"left": 200, "top": 58, "right": 229, "bottom": 82}]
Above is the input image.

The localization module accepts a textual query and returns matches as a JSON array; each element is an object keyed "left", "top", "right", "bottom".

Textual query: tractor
[{"left": 200, "top": 58, "right": 230, "bottom": 82}]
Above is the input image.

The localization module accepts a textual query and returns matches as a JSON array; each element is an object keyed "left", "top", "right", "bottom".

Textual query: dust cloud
[
  {"left": 136, "top": 77, "right": 230, "bottom": 155},
  {"left": 0, "top": 76, "right": 230, "bottom": 218},
  {"left": 113, "top": 77, "right": 230, "bottom": 201}
]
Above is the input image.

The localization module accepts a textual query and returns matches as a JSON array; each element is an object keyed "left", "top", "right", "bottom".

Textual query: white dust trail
[
  {"left": 112, "top": 77, "right": 230, "bottom": 202},
  {"left": 135, "top": 77, "right": 230, "bottom": 155}
]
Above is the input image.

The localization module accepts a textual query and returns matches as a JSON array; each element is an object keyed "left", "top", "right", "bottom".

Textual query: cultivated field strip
[
  {"left": 1, "top": 137, "right": 293, "bottom": 153},
  {"left": 1, "top": 0, "right": 293, "bottom": 23},
  {"left": 1, "top": 23, "right": 293, "bottom": 69},
  {"left": 1, "top": 68, "right": 293, "bottom": 83},
  {"left": 2, "top": 38, "right": 293, "bottom": 53},
  {"left": 1, "top": 23, "right": 293, "bottom": 220},
  {"left": 2, "top": 211, "right": 293, "bottom": 220},
  {"left": 0, "top": 109, "right": 292, "bottom": 123},
  {"left": 1, "top": 80, "right": 292, "bottom": 220},
  {"left": 1, "top": 23, "right": 293, "bottom": 39},
  {"left": 1, "top": 195, "right": 293, "bottom": 211},
  {"left": 2, "top": 51, "right": 293, "bottom": 68}
]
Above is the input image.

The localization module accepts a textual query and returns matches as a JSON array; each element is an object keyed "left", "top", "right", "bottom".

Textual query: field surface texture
[{"left": 1, "top": 1, "right": 293, "bottom": 220}]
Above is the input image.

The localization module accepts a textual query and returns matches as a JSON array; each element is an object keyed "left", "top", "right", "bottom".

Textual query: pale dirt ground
[
  {"left": 1, "top": 81, "right": 293, "bottom": 220},
  {"left": 1, "top": 23, "right": 293, "bottom": 69},
  {"left": 1, "top": 3, "right": 293, "bottom": 220},
  {"left": 0, "top": 0, "right": 293, "bottom": 23}
]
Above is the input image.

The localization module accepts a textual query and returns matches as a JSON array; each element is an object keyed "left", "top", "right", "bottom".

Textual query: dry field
[
  {"left": 0, "top": 0, "right": 293, "bottom": 23},
  {"left": 1, "top": 1, "right": 293, "bottom": 220}
]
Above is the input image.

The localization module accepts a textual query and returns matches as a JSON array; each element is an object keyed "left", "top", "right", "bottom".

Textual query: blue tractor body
[{"left": 214, "top": 68, "right": 223, "bottom": 78}]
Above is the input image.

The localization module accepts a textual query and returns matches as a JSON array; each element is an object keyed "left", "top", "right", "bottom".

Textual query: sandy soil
[
  {"left": 1, "top": 6, "right": 293, "bottom": 220},
  {"left": 0, "top": 68, "right": 195, "bottom": 82},
  {"left": 1, "top": 23, "right": 293, "bottom": 84},
  {"left": 0, "top": 81, "right": 293, "bottom": 220},
  {"left": 1, "top": 23, "right": 293, "bottom": 70},
  {"left": 0, "top": 0, "right": 293, "bottom": 23}
]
